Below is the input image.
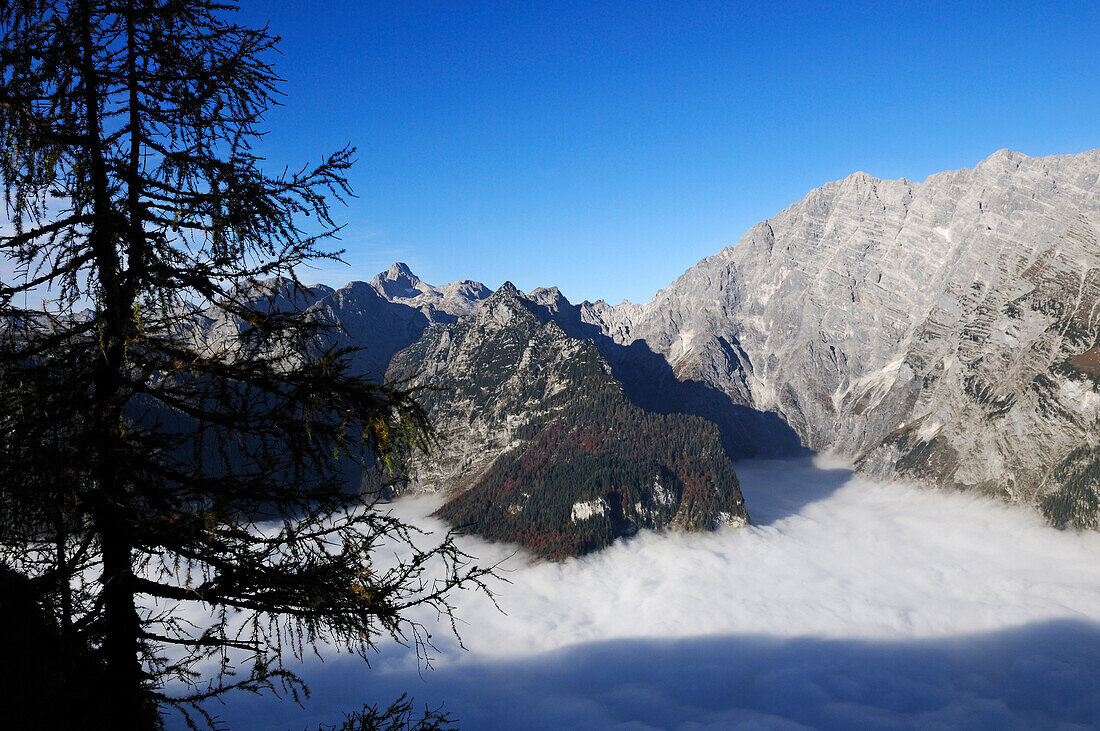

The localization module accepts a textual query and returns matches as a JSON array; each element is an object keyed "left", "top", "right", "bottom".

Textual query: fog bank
[{"left": 169, "top": 457, "right": 1100, "bottom": 729}]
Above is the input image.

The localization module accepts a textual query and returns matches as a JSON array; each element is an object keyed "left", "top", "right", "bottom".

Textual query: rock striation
[{"left": 588, "top": 149, "right": 1100, "bottom": 528}]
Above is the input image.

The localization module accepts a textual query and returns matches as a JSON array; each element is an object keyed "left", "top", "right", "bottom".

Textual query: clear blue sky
[{"left": 239, "top": 0, "right": 1100, "bottom": 304}]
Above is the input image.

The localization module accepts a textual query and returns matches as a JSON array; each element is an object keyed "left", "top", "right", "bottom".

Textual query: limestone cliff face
[
  {"left": 387, "top": 283, "right": 748, "bottom": 558},
  {"left": 591, "top": 150, "right": 1100, "bottom": 526}
]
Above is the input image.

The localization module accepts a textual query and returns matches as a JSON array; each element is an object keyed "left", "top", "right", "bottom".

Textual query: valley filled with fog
[{"left": 170, "top": 457, "right": 1100, "bottom": 729}]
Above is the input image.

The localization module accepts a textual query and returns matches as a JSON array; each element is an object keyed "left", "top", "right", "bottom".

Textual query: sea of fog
[{"left": 168, "top": 456, "right": 1100, "bottom": 729}]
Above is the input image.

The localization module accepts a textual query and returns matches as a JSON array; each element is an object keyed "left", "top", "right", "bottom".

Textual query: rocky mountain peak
[
  {"left": 476, "top": 281, "right": 536, "bottom": 326},
  {"left": 385, "top": 280, "right": 749, "bottom": 557},
  {"left": 371, "top": 262, "right": 424, "bottom": 299},
  {"left": 528, "top": 285, "right": 563, "bottom": 304},
  {"left": 527, "top": 286, "right": 579, "bottom": 322},
  {"left": 987, "top": 147, "right": 1023, "bottom": 163},
  {"left": 385, "top": 261, "right": 417, "bottom": 280},
  {"left": 333, "top": 279, "right": 383, "bottom": 302},
  {"left": 362, "top": 263, "right": 493, "bottom": 321},
  {"left": 443, "top": 279, "right": 493, "bottom": 300},
  {"left": 494, "top": 281, "right": 521, "bottom": 299}
]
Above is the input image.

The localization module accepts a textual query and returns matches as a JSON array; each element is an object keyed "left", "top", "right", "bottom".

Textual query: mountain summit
[
  {"left": 581, "top": 149, "right": 1100, "bottom": 528},
  {"left": 370, "top": 262, "right": 423, "bottom": 298},
  {"left": 368, "top": 263, "right": 491, "bottom": 317}
]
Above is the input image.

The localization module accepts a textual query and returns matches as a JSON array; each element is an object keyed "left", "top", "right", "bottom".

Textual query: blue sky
[{"left": 239, "top": 0, "right": 1100, "bottom": 304}]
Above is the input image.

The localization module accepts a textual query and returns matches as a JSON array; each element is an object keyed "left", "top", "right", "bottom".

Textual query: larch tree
[{"left": 0, "top": 0, "right": 493, "bottom": 728}]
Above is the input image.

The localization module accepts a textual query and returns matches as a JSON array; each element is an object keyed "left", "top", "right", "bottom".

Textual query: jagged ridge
[{"left": 387, "top": 283, "right": 748, "bottom": 558}]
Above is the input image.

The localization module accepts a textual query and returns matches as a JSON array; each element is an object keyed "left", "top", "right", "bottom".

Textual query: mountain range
[{"left": 198, "top": 149, "right": 1100, "bottom": 554}]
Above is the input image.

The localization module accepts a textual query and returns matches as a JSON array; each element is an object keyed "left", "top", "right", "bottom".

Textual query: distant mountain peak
[
  {"left": 527, "top": 286, "right": 569, "bottom": 307},
  {"left": 989, "top": 147, "right": 1022, "bottom": 161},
  {"left": 375, "top": 262, "right": 420, "bottom": 287},
  {"left": 495, "top": 281, "right": 520, "bottom": 298},
  {"left": 385, "top": 261, "right": 417, "bottom": 279},
  {"left": 529, "top": 285, "right": 561, "bottom": 298},
  {"left": 474, "top": 281, "right": 542, "bottom": 329},
  {"left": 371, "top": 262, "right": 425, "bottom": 300}
]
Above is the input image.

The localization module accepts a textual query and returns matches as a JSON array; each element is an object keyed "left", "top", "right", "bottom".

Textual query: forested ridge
[{"left": 389, "top": 285, "right": 748, "bottom": 558}]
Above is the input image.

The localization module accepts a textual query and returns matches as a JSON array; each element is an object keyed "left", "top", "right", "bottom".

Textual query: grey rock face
[
  {"left": 385, "top": 282, "right": 581, "bottom": 493},
  {"left": 591, "top": 149, "right": 1100, "bottom": 526}
]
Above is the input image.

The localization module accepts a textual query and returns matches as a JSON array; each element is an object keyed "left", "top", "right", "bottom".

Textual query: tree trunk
[
  {"left": 99, "top": 501, "right": 150, "bottom": 728},
  {"left": 77, "top": 0, "right": 148, "bottom": 724}
]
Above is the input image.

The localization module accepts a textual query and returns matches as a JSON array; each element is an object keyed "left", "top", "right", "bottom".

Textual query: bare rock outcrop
[{"left": 590, "top": 150, "right": 1100, "bottom": 527}]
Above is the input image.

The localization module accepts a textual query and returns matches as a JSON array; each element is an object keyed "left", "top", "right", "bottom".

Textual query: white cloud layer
[{"left": 167, "top": 456, "right": 1100, "bottom": 729}]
